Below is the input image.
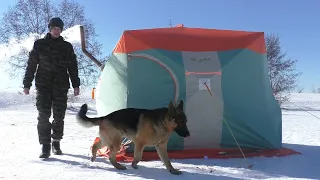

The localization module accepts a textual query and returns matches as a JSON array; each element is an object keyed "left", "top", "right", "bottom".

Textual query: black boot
[
  {"left": 39, "top": 144, "right": 51, "bottom": 158},
  {"left": 52, "top": 140, "right": 63, "bottom": 155}
]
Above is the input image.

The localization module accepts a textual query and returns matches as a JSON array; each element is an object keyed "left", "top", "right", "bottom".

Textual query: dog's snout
[
  {"left": 181, "top": 130, "right": 190, "bottom": 138},
  {"left": 184, "top": 131, "right": 190, "bottom": 138}
]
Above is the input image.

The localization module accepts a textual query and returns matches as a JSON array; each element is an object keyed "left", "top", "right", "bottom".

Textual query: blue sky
[{"left": 0, "top": 0, "right": 319, "bottom": 92}]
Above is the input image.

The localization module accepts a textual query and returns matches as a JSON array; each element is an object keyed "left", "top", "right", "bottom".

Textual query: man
[{"left": 23, "top": 17, "right": 80, "bottom": 158}]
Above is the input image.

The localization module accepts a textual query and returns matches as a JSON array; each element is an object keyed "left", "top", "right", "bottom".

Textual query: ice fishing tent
[{"left": 94, "top": 26, "right": 298, "bottom": 160}]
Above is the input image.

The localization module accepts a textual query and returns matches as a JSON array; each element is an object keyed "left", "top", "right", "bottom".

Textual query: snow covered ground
[{"left": 0, "top": 88, "right": 319, "bottom": 180}]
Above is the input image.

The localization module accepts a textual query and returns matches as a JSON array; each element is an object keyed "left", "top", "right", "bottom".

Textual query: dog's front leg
[
  {"left": 155, "top": 140, "right": 182, "bottom": 175},
  {"left": 131, "top": 142, "right": 144, "bottom": 169}
]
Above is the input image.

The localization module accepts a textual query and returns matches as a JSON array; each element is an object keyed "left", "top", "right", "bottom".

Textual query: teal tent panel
[
  {"left": 95, "top": 53, "right": 128, "bottom": 117},
  {"left": 219, "top": 49, "right": 282, "bottom": 149}
]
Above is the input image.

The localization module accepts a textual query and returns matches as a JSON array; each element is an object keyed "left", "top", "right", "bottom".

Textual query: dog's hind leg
[
  {"left": 105, "top": 133, "right": 127, "bottom": 170},
  {"left": 91, "top": 138, "right": 102, "bottom": 162},
  {"left": 131, "top": 142, "right": 145, "bottom": 169}
]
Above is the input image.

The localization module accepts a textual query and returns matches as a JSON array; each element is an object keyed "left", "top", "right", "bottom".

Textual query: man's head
[{"left": 48, "top": 17, "right": 64, "bottom": 38}]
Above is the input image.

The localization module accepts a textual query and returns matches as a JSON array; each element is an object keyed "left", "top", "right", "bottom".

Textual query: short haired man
[{"left": 23, "top": 17, "right": 80, "bottom": 158}]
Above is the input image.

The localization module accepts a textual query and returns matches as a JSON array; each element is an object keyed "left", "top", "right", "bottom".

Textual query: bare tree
[
  {"left": 266, "top": 33, "right": 302, "bottom": 105},
  {"left": 0, "top": 0, "right": 103, "bottom": 87},
  {"left": 311, "top": 85, "right": 320, "bottom": 94},
  {"left": 296, "top": 86, "right": 304, "bottom": 93},
  {"left": 100, "top": 55, "right": 110, "bottom": 66}
]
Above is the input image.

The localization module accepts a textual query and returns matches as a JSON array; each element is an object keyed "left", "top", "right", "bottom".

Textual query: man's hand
[
  {"left": 23, "top": 88, "right": 30, "bottom": 95},
  {"left": 74, "top": 88, "right": 80, "bottom": 96}
]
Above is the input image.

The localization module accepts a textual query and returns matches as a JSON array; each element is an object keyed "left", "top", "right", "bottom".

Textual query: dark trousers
[{"left": 36, "top": 87, "right": 68, "bottom": 144}]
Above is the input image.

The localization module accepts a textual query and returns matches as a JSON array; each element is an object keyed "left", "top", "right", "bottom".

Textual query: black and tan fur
[{"left": 76, "top": 100, "right": 190, "bottom": 175}]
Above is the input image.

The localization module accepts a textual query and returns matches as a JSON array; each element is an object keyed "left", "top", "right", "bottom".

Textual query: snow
[{"left": 0, "top": 89, "right": 319, "bottom": 180}]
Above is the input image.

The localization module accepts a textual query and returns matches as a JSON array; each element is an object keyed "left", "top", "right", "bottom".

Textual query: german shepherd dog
[{"left": 76, "top": 100, "right": 190, "bottom": 175}]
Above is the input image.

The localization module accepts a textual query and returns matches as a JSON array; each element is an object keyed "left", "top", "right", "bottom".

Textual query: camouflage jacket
[{"left": 23, "top": 33, "right": 80, "bottom": 90}]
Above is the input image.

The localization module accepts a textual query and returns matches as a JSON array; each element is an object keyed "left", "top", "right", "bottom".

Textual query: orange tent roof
[{"left": 113, "top": 26, "right": 266, "bottom": 54}]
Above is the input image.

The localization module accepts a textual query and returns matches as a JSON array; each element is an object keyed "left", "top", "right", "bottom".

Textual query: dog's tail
[{"left": 76, "top": 104, "right": 102, "bottom": 128}]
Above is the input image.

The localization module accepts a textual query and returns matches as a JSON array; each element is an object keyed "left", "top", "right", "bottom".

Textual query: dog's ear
[
  {"left": 177, "top": 100, "right": 183, "bottom": 111},
  {"left": 168, "top": 101, "right": 176, "bottom": 116}
]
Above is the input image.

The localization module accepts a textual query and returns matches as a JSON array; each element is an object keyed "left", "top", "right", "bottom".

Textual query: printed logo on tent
[{"left": 189, "top": 57, "right": 212, "bottom": 63}]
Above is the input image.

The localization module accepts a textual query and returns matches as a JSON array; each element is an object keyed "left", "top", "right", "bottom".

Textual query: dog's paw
[
  {"left": 131, "top": 162, "right": 138, "bottom": 169},
  {"left": 169, "top": 168, "right": 182, "bottom": 175},
  {"left": 90, "top": 156, "right": 96, "bottom": 162},
  {"left": 115, "top": 164, "right": 127, "bottom": 170}
]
